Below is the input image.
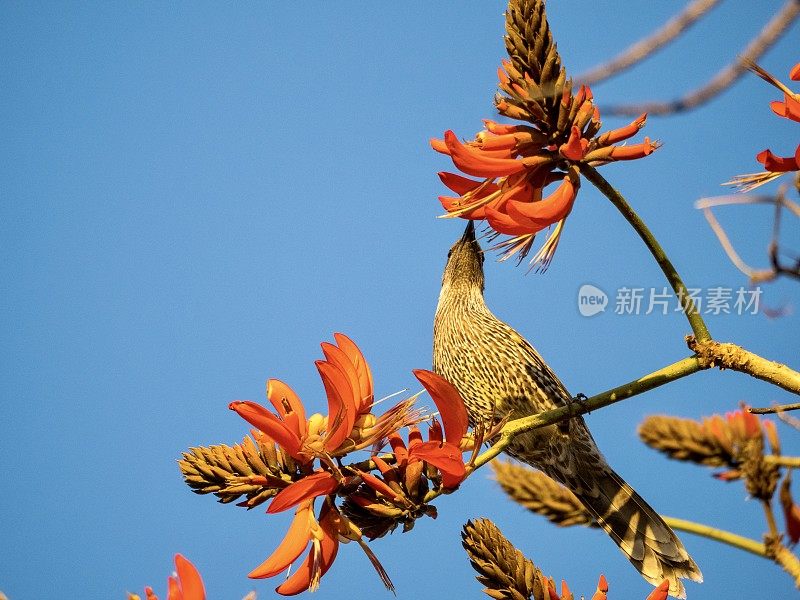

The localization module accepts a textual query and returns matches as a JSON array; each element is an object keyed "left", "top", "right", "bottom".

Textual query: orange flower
[
  {"left": 727, "top": 61, "right": 800, "bottom": 191},
  {"left": 250, "top": 500, "right": 340, "bottom": 596},
  {"left": 704, "top": 406, "right": 762, "bottom": 451},
  {"left": 702, "top": 406, "right": 780, "bottom": 481},
  {"left": 432, "top": 66, "right": 658, "bottom": 269},
  {"left": 230, "top": 333, "right": 414, "bottom": 462},
  {"left": 267, "top": 470, "right": 340, "bottom": 513},
  {"left": 409, "top": 369, "right": 469, "bottom": 488},
  {"left": 129, "top": 554, "right": 206, "bottom": 600}
]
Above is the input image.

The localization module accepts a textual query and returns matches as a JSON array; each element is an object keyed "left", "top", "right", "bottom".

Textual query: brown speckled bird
[{"left": 433, "top": 221, "right": 702, "bottom": 598}]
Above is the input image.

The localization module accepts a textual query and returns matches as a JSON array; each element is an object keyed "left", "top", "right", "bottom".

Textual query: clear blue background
[{"left": 2, "top": 2, "right": 799, "bottom": 598}]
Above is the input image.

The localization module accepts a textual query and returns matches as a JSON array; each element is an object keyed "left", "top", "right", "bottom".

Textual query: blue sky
[{"left": 2, "top": 2, "right": 799, "bottom": 599}]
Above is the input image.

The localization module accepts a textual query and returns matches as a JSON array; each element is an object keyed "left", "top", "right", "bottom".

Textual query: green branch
[
  {"left": 663, "top": 516, "right": 767, "bottom": 557},
  {"left": 579, "top": 163, "right": 712, "bottom": 342}
]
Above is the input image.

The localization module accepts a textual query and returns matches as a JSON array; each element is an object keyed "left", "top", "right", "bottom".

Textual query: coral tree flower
[
  {"left": 728, "top": 61, "right": 800, "bottom": 191},
  {"left": 409, "top": 369, "right": 469, "bottom": 487},
  {"left": 129, "top": 554, "right": 206, "bottom": 600},
  {"left": 229, "top": 333, "right": 414, "bottom": 463},
  {"left": 226, "top": 334, "right": 418, "bottom": 596},
  {"left": 349, "top": 369, "right": 469, "bottom": 519},
  {"left": 702, "top": 406, "right": 779, "bottom": 481},
  {"left": 250, "top": 500, "right": 341, "bottom": 596},
  {"left": 432, "top": 59, "right": 658, "bottom": 269}
]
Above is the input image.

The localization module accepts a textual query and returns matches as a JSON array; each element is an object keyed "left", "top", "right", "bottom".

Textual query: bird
[{"left": 432, "top": 221, "right": 702, "bottom": 598}]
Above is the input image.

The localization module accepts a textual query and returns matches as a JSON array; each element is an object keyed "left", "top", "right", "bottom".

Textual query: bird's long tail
[{"left": 572, "top": 465, "right": 702, "bottom": 598}]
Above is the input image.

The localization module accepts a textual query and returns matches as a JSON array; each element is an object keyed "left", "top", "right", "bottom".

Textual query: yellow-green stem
[
  {"left": 663, "top": 516, "right": 767, "bottom": 557},
  {"left": 763, "top": 499, "right": 780, "bottom": 538},
  {"left": 764, "top": 456, "right": 800, "bottom": 468},
  {"left": 580, "top": 163, "right": 712, "bottom": 342}
]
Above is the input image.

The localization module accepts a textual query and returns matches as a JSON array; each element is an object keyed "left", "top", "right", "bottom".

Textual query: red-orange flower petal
[
  {"left": 590, "top": 574, "right": 609, "bottom": 600},
  {"left": 229, "top": 401, "right": 303, "bottom": 458},
  {"left": 608, "top": 137, "right": 657, "bottom": 160},
  {"left": 333, "top": 332, "right": 374, "bottom": 412},
  {"left": 267, "top": 379, "right": 307, "bottom": 438},
  {"left": 167, "top": 576, "right": 181, "bottom": 600},
  {"left": 546, "top": 579, "right": 560, "bottom": 600},
  {"left": 428, "top": 420, "right": 443, "bottom": 443},
  {"left": 443, "top": 130, "right": 528, "bottom": 178},
  {"left": 316, "top": 360, "right": 357, "bottom": 451},
  {"left": 412, "top": 369, "right": 468, "bottom": 443},
  {"left": 321, "top": 342, "right": 362, "bottom": 411},
  {"left": 757, "top": 145, "right": 800, "bottom": 172},
  {"left": 559, "top": 126, "right": 588, "bottom": 160},
  {"left": 411, "top": 440, "right": 466, "bottom": 487},
  {"left": 407, "top": 425, "right": 423, "bottom": 450},
  {"left": 485, "top": 205, "right": 538, "bottom": 236},
  {"left": 790, "top": 62, "right": 800, "bottom": 81},
  {"left": 250, "top": 502, "right": 313, "bottom": 578},
  {"left": 645, "top": 580, "right": 670, "bottom": 600},
  {"left": 781, "top": 475, "right": 800, "bottom": 545},
  {"left": 482, "top": 119, "right": 520, "bottom": 135},
  {"left": 438, "top": 172, "right": 488, "bottom": 195},
  {"left": 596, "top": 113, "right": 647, "bottom": 146},
  {"left": 505, "top": 177, "right": 577, "bottom": 228},
  {"left": 274, "top": 520, "right": 339, "bottom": 596},
  {"left": 268, "top": 471, "right": 339, "bottom": 514},
  {"left": 430, "top": 138, "right": 449, "bottom": 154},
  {"left": 388, "top": 432, "right": 409, "bottom": 466},
  {"left": 172, "top": 555, "right": 205, "bottom": 600},
  {"left": 558, "top": 579, "right": 571, "bottom": 600},
  {"left": 769, "top": 94, "right": 800, "bottom": 122},
  {"left": 358, "top": 470, "right": 403, "bottom": 501}
]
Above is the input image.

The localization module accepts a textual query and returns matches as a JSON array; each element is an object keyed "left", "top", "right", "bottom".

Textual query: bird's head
[{"left": 441, "top": 220, "right": 485, "bottom": 294}]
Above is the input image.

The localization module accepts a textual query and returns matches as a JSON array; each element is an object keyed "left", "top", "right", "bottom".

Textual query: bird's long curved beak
[{"left": 461, "top": 220, "right": 476, "bottom": 242}]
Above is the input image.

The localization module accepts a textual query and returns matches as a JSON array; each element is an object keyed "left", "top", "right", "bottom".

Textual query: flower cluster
[
  {"left": 432, "top": 67, "right": 657, "bottom": 269},
  {"left": 462, "top": 517, "right": 671, "bottom": 600},
  {"left": 701, "top": 406, "right": 779, "bottom": 484},
  {"left": 129, "top": 554, "right": 205, "bottom": 600},
  {"left": 728, "top": 61, "right": 800, "bottom": 191},
  {"left": 341, "top": 369, "right": 471, "bottom": 539},
  {"left": 220, "top": 334, "right": 471, "bottom": 595}
]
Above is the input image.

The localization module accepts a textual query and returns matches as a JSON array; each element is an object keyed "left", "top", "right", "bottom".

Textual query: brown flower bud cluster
[
  {"left": 492, "top": 460, "right": 595, "bottom": 527},
  {"left": 638, "top": 407, "right": 780, "bottom": 499},
  {"left": 461, "top": 518, "right": 668, "bottom": 600},
  {"left": 179, "top": 435, "right": 299, "bottom": 509}
]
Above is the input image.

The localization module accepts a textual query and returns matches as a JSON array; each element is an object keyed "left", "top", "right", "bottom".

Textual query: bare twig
[
  {"left": 601, "top": 0, "right": 800, "bottom": 116},
  {"left": 779, "top": 411, "right": 800, "bottom": 430},
  {"left": 576, "top": 0, "right": 721, "bottom": 86},
  {"left": 697, "top": 189, "right": 800, "bottom": 284},
  {"left": 750, "top": 402, "right": 800, "bottom": 415}
]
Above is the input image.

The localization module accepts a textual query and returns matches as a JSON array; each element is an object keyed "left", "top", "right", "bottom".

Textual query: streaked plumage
[{"left": 433, "top": 221, "right": 701, "bottom": 598}]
